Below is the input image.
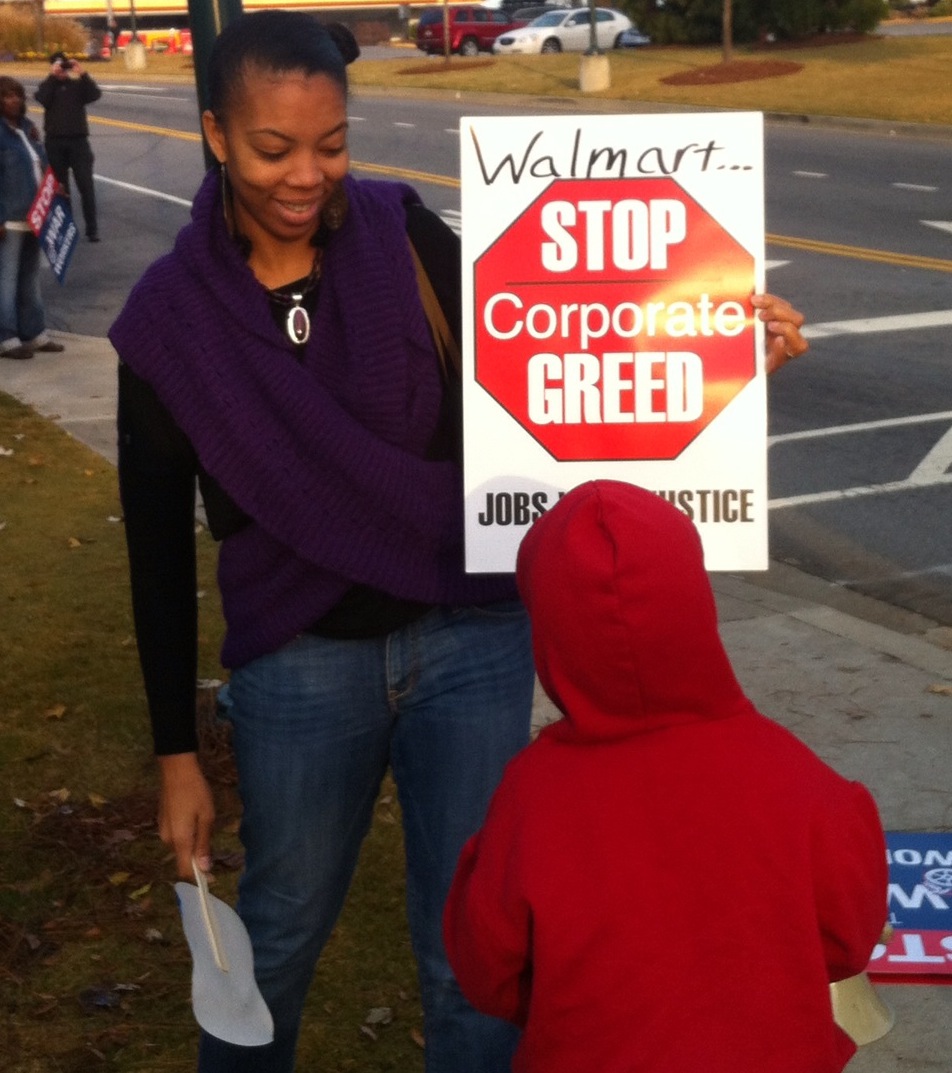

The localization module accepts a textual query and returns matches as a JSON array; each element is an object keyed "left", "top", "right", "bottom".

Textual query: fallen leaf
[
  {"left": 47, "top": 788, "right": 70, "bottom": 804},
  {"left": 410, "top": 1026, "right": 426, "bottom": 1049},
  {"left": 108, "top": 872, "right": 131, "bottom": 887},
  {"left": 129, "top": 883, "right": 152, "bottom": 901},
  {"left": 44, "top": 703, "right": 67, "bottom": 720},
  {"left": 84, "top": 926, "right": 103, "bottom": 940},
  {"left": 365, "top": 1007, "right": 393, "bottom": 1026},
  {"left": 27, "top": 456, "right": 44, "bottom": 467},
  {"left": 0, "top": 446, "right": 13, "bottom": 457},
  {"left": 88, "top": 792, "right": 108, "bottom": 809},
  {"left": 360, "top": 1024, "right": 378, "bottom": 1041},
  {"left": 67, "top": 537, "right": 82, "bottom": 549},
  {"left": 927, "top": 683, "right": 952, "bottom": 697}
]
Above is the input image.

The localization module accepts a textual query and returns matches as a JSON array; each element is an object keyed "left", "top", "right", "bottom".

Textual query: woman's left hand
[{"left": 752, "top": 293, "right": 809, "bottom": 375}]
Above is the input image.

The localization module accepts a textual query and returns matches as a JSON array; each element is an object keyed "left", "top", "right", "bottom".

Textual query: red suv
[{"left": 416, "top": 5, "right": 524, "bottom": 56}]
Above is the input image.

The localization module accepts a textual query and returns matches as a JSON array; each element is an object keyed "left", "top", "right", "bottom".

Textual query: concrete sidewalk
[{"left": 3, "top": 332, "right": 952, "bottom": 1070}]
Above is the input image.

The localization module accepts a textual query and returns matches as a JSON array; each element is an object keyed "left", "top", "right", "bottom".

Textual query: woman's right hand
[{"left": 157, "top": 752, "right": 216, "bottom": 878}]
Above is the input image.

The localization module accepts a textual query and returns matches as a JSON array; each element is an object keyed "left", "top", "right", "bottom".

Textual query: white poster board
[{"left": 460, "top": 112, "right": 767, "bottom": 573}]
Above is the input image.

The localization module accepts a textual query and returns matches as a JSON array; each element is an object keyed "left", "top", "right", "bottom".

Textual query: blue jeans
[
  {"left": 198, "top": 601, "right": 534, "bottom": 1073},
  {"left": 0, "top": 228, "right": 44, "bottom": 349}
]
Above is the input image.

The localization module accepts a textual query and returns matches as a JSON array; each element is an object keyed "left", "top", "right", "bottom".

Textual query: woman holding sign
[
  {"left": 0, "top": 77, "right": 64, "bottom": 360},
  {"left": 110, "top": 11, "right": 809, "bottom": 1072}
]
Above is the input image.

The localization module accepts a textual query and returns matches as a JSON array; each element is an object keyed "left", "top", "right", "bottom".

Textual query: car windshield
[{"left": 529, "top": 11, "right": 566, "bottom": 25}]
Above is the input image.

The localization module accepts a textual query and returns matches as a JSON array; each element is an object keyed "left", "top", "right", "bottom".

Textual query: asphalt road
[{"left": 20, "top": 75, "right": 952, "bottom": 625}]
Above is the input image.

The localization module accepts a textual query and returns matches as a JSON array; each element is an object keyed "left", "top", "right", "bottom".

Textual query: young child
[{"left": 444, "top": 480, "right": 887, "bottom": 1073}]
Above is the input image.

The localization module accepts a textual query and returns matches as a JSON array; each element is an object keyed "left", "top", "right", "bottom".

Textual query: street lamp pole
[
  {"left": 186, "top": 0, "right": 244, "bottom": 168},
  {"left": 586, "top": 0, "right": 599, "bottom": 55},
  {"left": 34, "top": 0, "right": 45, "bottom": 54}
]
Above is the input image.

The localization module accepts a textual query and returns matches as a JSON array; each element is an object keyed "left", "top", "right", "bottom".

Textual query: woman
[
  {"left": 110, "top": 12, "right": 808, "bottom": 1073},
  {"left": 0, "top": 76, "right": 65, "bottom": 359}
]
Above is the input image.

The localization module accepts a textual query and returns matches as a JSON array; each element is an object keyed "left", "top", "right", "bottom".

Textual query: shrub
[
  {"left": 0, "top": 4, "right": 87, "bottom": 59},
  {"left": 623, "top": 0, "right": 885, "bottom": 43}
]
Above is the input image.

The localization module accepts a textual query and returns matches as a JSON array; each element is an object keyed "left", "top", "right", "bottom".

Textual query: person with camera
[{"left": 34, "top": 52, "right": 101, "bottom": 242}]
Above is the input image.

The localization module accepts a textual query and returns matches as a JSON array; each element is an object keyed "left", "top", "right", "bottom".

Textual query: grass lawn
[
  {"left": 350, "top": 34, "right": 952, "bottom": 126},
  {"left": 0, "top": 398, "right": 421, "bottom": 1070}
]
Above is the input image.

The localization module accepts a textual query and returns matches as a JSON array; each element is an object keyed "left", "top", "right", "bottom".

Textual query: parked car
[
  {"left": 482, "top": 0, "right": 572, "bottom": 13},
  {"left": 617, "top": 25, "right": 651, "bottom": 47},
  {"left": 511, "top": 6, "right": 555, "bottom": 21},
  {"left": 416, "top": 5, "right": 524, "bottom": 56},
  {"left": 492, "top": 7, "right": 634, "bottom": 54}
]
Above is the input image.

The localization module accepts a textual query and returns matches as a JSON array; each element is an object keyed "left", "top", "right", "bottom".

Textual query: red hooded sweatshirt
[{"left": 444, "top": 480, "right": 887, "bottom": 1073}]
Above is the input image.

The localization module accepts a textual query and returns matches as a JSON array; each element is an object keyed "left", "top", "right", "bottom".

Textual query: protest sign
[
  {"left": 869, "top": 831, "right": 952, "bottom": 982},
  {"left": 460, "top": 113, "right": 766, "bottom": 573},
  {"left": 28, "top": 167, "right": 78, "bottom": 284}
]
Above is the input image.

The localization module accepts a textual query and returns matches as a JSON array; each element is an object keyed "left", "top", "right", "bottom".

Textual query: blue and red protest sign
[
  {"left": 869, "top": 832, "right": 952, "bottom": 983},
  {"left": 28, "top": 167, "right": 78, "bottom": 284}
]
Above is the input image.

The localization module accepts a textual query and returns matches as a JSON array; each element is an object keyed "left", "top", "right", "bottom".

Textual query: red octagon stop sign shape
[{"left": 473, "top": 176, "right": 757, "bottom": 461}]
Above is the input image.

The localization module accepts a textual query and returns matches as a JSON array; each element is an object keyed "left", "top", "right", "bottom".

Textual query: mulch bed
[
  {"left": 399, "top": 58, "right": 496, "bottom": 75},
  {"left": 662, "top": 59, "right": 803, "bottom": 85}
]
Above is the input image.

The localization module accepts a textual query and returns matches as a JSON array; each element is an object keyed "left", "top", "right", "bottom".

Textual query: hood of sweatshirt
[{"left": 516, "top": 480, "right": 753, "bottom": 744}]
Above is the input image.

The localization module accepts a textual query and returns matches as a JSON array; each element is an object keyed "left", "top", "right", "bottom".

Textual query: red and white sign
[{"left": 461, "top": 113, "right": 767, "bottom": 573}]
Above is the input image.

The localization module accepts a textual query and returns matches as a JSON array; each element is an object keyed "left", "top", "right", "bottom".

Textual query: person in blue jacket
[{"left": 0, "top": 76, "right": 64, "bottom": 360}]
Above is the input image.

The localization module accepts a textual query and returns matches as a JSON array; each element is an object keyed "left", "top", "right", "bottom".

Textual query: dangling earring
[
  {"left": 321, "top": 184, "right": 348, "bottom": 232},
  {"left": 220, "top": 162, "right": 234, "bottom": 237}
]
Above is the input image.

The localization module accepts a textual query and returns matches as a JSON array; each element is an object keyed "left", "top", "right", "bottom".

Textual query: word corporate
[{"left": 469, "top": 127, "right": 754, "bottom": 187}]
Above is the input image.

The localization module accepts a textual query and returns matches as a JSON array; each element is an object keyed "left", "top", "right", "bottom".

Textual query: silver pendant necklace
[
  {"left": 285, "top": 294, "right": 310, "bottom": 345},
  {"left": 268, "top": 250, "right": 323, "bottom": 347}
]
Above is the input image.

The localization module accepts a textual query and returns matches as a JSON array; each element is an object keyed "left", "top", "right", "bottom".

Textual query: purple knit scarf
[{"left": 110, "top": 170, "right": 515, "bottom": 666}]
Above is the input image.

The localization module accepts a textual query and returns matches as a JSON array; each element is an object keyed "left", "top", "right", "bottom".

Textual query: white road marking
[
  {"left": 803, "top": 310, "right": 952, "bottom": 339},
  {"left": 910, "top": 424, "right": 952, "bottom": 482},
  {"left": 769, "top": 416, "right": 952, "bottom": 509},
  {"left": 440, "top": 209, "right": 462, "bottom": 234},
  {"left": 770, "top": 411, "right": 952, "bottom": 445},
  {"left": 769, "top": 472, "right": 952, "bottom": 510},
  {"left": 893, "top": 183, "right": 938, "bottom": 192},
  {"left": 93, "top": 174, "right": 192, "bottom": 208},
  {"left": 101, "top": 91, "right": 190, "bottom": 102},
  {"left": 793, "top": 171, "right": 827, "bottom": 179},
  {"left": 923, "top": 220, "right": 952, "bottom": 235},
  {"left": 394, "top": 122, "right": 415, "bottom": 128},
  {"left": 101, "top": 83, "right": 174, "bottom": 93}
]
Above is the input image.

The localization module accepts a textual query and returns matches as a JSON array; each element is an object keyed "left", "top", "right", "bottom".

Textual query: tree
[{"left": 722, "top": 0, "right": 732, "bottom": 62}]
